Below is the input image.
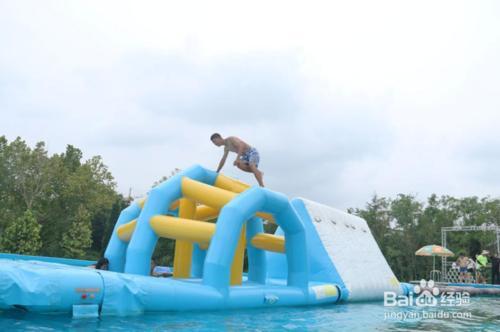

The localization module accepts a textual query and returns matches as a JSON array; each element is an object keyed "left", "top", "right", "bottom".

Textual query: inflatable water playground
[{"left": 0, "top": 165, "right": 413, "bottom": 317}]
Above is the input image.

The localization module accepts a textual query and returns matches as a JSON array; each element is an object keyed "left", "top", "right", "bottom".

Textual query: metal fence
[
  {"left": 441, "top": 225, "right": 500, "bottom": 282},
  {"left": 441, "top": 262, "right": 476, "bottom": 283}
]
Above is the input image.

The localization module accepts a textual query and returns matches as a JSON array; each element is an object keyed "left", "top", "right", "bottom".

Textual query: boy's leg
[
  {"left": 235, "top": 161, "right": 264, "bottom": 187},
  {"left": 249, "top": 163, "right": 264, "bottom": 187},
  {"left": 235, "top": 160, "right": 253, "bottom": 173}
]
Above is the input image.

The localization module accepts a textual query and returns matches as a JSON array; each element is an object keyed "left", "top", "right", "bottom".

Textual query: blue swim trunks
[{"left": 239, "top": 147, "right": 260, "bottom": 167}]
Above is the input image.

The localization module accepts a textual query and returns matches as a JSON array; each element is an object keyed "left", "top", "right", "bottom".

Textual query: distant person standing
[
  {"left": 490, "top": 252, "right": 500, "bottom": 285},
  {"left": 456, "top": 254, "right": 468, "bottom": 283},
  {"left": 476, "top": 250, "right": 489, "bottom": 284},
  {"left": 466, "top": 256, "right": 476, "bottom": 282},
  {"left": 210, "top": 133, "right": 264, "bottom": 187}
]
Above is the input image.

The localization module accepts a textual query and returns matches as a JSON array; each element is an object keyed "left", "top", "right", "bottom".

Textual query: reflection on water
[{"left": 1, "top": 297, "right": 499, "bottom": 331}]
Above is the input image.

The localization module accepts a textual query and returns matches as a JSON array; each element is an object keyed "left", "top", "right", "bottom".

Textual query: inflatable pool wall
[{"left": 0, "top": 165, "right": 409, "bottom": 316}]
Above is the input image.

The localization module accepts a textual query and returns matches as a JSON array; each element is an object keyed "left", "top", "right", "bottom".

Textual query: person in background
[
  {"left": 490, "top": 252, "right": 500, "bottom": 285},
  {"left": 90, "top": 257, "right": 109, "bottom": 270},
  {"left": 455, "top": 253, "right": 468, "bottom": 283},
  {"left": 466, "top": 256, "right": 476, "bottom": 283},
  {"left": 150, "top": 258, "right": 173, "bottom": 277},
  {"left": 476, "top": 250, "right": 489, "bottom": 284}
]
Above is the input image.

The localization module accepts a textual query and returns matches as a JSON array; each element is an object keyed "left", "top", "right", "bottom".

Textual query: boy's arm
[{"left": 217, "top": 150, "right": 229, "bottom": 172}]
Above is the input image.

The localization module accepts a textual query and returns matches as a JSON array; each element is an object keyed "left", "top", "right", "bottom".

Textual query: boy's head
[{"left": 210, "top": 133, "right": 224, "bottom": 146}]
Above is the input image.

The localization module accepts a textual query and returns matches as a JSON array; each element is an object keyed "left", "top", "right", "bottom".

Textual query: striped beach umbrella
[
  {"left": 415, "top": 245, "right": 454, "bottom": 257},
  {"left": 415, "top": 245, "right": 454, "bottom": 275}
]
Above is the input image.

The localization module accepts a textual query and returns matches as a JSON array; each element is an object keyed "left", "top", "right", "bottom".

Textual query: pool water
[{"left": 1, "top": 297, "right": 499, "bottom": 331}]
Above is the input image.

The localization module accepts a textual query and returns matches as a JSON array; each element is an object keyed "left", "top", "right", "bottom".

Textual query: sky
[{"left": 1, "top": 0, "right": 500, "bottom": 210}]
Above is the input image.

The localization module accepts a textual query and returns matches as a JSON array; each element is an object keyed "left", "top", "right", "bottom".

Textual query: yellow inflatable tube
[
  {"left": 181, "top": 177, "right": 236, "bottom": 209},
  {"left": 194, "top": 205, "right": 219, "bottom": 221},
  {"left": 150, "top": 215, "right": 285, "bottom": 253},
  {"left": 181, "top": 177, "right": 274, "bottom": 222},
  {"left": 116, "top": 204, "right": 219, "bottom": 242},
  {"left": 251, "top": 233, "right": 285, "bottom": 253},
  {"left": 172, "top": 198, "right": 196, "bottom": 278},
  {"left": 151, "top": 215, "right": 246, "bottom": 285},
  {"left": 214, "top": 174, "right": 251, "bottom": 193},
  {"left": 150, "top": 216, "right": 215, "bottom": 245}
]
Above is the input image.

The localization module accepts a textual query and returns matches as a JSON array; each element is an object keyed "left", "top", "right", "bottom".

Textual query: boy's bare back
[{"left": 223, "top": 136, "right": 250, "bottom": 154}]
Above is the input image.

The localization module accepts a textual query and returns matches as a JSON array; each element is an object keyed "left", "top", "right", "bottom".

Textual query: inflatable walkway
[{"left": 0, "top": 165, "right": 410, "bottom": 316}]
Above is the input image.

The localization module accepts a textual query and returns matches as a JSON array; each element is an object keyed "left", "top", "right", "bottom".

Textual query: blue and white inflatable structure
[{"left": 0, "top": 165, "right": 411, "bottom": 316}]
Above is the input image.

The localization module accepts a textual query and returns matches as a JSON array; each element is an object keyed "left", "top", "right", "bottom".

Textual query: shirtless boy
[
  {"left": 210, "top": 133, "right": 264, "bottom": 187},
  {"left": 456, "top": 253, "right": 469, "bottom": 283}
]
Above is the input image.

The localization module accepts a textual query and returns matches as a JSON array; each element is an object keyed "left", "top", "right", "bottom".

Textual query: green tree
[
  {"left": 0, "top": 137, "right": 123, "bottom": 259},
  {"left": 0, "top": 137, "right": 53, "bottom": 234},
  {"left": 0, "top": 210, "right": 42, "bottom": 255},
  {"left": 389, "top": 195, "right": 422, "bottom": 281},
  {"left": 39, "top": 146, "right": 118, "bottom": 256},
  {"left": 61, "top": 206, "right": 93, "bottom": 258},
  {"left": 351, "top": 194, "right": 500, "bottom": 281},
  {"left": 5, "top": 138, "right": 52, "bottom": 210},
  {"left": 349, "top": 195, "right": 391, "bottom": 251}
]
